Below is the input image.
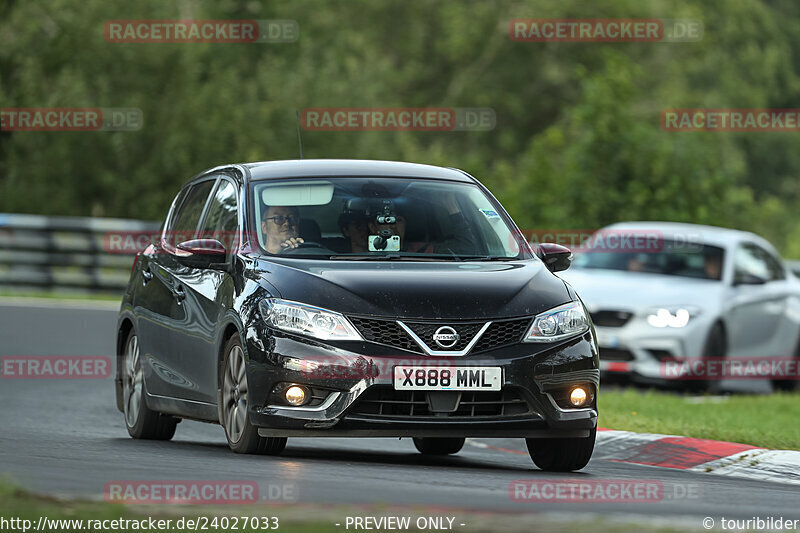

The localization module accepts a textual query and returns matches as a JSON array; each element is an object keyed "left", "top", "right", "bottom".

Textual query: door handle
[{"left": 174, "top": 286, "right": 186, "bottom": 303}]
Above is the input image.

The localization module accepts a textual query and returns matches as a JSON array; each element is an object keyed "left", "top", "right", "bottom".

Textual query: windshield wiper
[
  {"left": 329, "top": 254, "right": 403, "bottom": 260},
  {"left": 458, "top": 255, "right": 518, "bottom": 261},
  {"left": 328, "top": 254, "right": 453, "bottom": 261}
]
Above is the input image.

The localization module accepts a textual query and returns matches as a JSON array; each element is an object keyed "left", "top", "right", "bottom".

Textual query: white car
[{"left": 558, "top": 222, "right": 800, "bottom": 389}]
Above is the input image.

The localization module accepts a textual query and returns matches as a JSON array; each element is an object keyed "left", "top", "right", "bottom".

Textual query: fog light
[
  {"left": 285, "top": 385, "right": 308, "bottom": 406},
  {"left": 569, "top": 387, "right": 589, "bottom": 407}
]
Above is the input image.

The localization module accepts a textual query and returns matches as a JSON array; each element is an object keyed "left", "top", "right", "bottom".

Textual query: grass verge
[{"left": 600, "top": 388, "right": 800, "bottom": 450}]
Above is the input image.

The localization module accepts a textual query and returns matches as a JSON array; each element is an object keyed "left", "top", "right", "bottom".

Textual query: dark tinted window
[
  {"left": 170, "top": 180, "right": 215, "bottom": 234},
  {"left": 202, "top": 180, "right": 238, "bottom": 234}
]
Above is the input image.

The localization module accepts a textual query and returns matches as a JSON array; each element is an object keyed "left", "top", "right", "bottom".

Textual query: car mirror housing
[
  {"left": 175, "top": 239, "right": 228, "bottom": 269},
  {"left": 536, "top": 242, "right": 573, "bottom": 273}
]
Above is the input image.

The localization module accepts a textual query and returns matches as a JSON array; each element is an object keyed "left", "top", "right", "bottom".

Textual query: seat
[{"left": 299, "top": 218, "right": 322, "bottom": 243}]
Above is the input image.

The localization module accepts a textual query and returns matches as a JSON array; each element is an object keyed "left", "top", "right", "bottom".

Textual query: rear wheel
[
  {"left": 122, "top": 330, "right": 178, "bottom": 440},
  {"left": 526, "top": 427, "right": 596, "bottom": 472},
  {"left": 412, "top": 437, "right": 465, "bottom": 455},
  {"left": 221, "top": 335, "right": 287, "bottom": 455}
]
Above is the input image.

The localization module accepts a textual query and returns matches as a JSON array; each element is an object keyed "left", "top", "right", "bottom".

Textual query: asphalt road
[{"left": 1, "top": 299, "right": 798, "bottom": 527}]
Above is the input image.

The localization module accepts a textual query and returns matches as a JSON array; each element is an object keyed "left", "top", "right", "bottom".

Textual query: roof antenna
[{"left": 295, "top": 110, "right": 304, "bottom": 159}]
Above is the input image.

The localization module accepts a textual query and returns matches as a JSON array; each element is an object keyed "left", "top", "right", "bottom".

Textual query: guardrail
[
  {"left": 0, "top": 213, "right": 160, "bottom": 293},
  {"left": 1, "top": 213, "right": 799, "bottom": 293}
]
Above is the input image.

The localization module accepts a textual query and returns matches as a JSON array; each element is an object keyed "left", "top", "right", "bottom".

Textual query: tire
[
  {"left": 221, "top": 335, "right": 287, "bottom": 455},
  {"left": 412, "top": 437, "right": 465, "bottom": 455},
  {"left": 772, "top": 335, "right": 800, "bottom": 392},
  {"left": 695, "top": 322, "right": 727, "bottom": 393},
  {"left": 526, "top": 427, "right": 596, "bottom": 472},
  {"left": 122, "top": 330, "right": 178, "bottom": 440}
]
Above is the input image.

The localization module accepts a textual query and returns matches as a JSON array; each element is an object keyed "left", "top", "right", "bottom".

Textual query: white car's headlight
[
  {"left": 645, "top": 306, "right": 701, "bottom": 328},
  {"left": 259, "top": 299, "right": 363, "bottom": 341},
  {"left": 524, "top": 301, "right": 590, "bottom": 342}
]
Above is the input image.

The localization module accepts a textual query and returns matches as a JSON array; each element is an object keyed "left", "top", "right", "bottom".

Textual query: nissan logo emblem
[{"left": 433, "top": 326, "right": 460, "bottom": 348}]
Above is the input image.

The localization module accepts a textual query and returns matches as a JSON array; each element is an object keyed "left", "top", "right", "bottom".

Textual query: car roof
[
  {"left": 603, "top": 221, "right": 774, "bottom": 250},
  {"left": 240, "top": 159, "right": 475, "bottom": 182}
]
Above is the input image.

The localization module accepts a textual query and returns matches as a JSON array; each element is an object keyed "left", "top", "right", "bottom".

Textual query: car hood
[
  {"left": 559, "top": 267, "right": 724, "bottom": 313},
  {"left": 251, "top": 257, "right": 572, "bottom": 320}
]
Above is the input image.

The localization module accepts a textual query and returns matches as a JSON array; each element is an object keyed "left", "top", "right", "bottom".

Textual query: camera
[{"left": 369, "top": 234, "right": 400, "bottom": 251}]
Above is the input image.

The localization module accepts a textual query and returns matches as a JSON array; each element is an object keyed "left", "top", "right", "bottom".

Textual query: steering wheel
[{"left": 277, "top": 241, "right": 327, "bottom": 254}]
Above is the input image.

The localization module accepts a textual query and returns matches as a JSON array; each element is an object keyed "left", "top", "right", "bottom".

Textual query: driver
[
  {"left": 704, "top": 252, "right": 723, "bottom": 280},
  {"left": 261, "top": 205, "right": 304, "bottom": 253}
]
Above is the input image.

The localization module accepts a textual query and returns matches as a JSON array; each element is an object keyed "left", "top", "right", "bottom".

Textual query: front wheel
[
  {"left": 694, "top": 322, "right": 727, "bottom": 393},
  {"left": 413, "top": 437, "right": 465, "bottom": 455},
  {"left": 526, "top": 427, "right": 596, "bottom": 472},
  {"left": 772, "top": 334, "right": 800, "bottom": 392},
  {"left": 122, "top": 330, "right": 178, "bottom": 440},
  {"left": 221, "top": 335, "right": 287, "bottom": 455}
]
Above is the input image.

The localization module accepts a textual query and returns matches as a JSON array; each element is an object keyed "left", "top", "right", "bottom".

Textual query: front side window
[
  {"left": 201, "top": 180, "right": 239, "bottom": 235},
  {"left": 735, "top": 243, "right": 784, "bottom": 282},
  {"left": 164, "top": 180, "right": 215, "bottom": 250},
  {"left": 198, "top": 179, "right": 239, "bottom": 254},
  {"left": 169, "top": 180, "right": 215, "bottom": 234},
  {"left": 251, "top": 177, "right": 528, "bottom": 260}
]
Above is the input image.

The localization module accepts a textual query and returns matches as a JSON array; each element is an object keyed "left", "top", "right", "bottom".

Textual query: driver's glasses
[{"left": 266, "top": 215, "right": 299, "bottom": 226}]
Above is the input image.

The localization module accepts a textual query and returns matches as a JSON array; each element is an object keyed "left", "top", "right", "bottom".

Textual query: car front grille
[
  {"left": 599, "top": 348, "right": 635, "bottom": 361},
  {"left": 347, "top": 386, "right": 532, "bottom": 419},
  {"left": 403, "top": 321, "right": 485, "bottom": 351},
  {"left": 590, "top": 310, "right": 633, "bottom": 327},
  {"left": 347, "top": 316, "right": 531, "bottom": 355},
  {"left": 347, "top": 317, "right": 423, "bottom": 353}
]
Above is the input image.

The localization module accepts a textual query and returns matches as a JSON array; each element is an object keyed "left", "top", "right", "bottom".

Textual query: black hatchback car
[{"left": 115, "top": 159, "right": 599, "bottom": 471}]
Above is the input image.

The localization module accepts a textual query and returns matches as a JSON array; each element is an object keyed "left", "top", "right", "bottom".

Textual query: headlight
[
  {"left": 524, "top": 301, "right": 590, "bottom": 342},
  {"left": 645, "top": 306, "right": 700, "bottom": 328},
  {"left": 259, "top": 299, "right": 363, "bottom": 341}
]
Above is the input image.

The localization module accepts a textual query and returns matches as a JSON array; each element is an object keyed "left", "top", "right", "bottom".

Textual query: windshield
[
  {"left": 251, "top": 177, "right": 528, "bottom": 260},
  {"left": 573, "top": 239, "right": 725, "bottom": 280}
]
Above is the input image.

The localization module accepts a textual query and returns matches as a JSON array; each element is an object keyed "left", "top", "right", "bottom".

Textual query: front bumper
[
  {"left": 594, "top": 315, "right": 712, "bottom": 382},
  {"left": 242, "top": 327, "right": 599, "bottom": 438}
]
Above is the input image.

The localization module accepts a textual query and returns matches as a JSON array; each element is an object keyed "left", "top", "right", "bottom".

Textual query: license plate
[
  {"left": 393, "top": 366, "right": 502, "bottom": 391},
  {"left": 595, "top": 329, "right": 619, "bottom": 348}
]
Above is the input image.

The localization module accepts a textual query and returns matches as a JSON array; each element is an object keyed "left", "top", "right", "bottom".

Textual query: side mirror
[
  {"left": 733, "top": 271, "right": 767, "bottom": 286},
  {"left": 175, "top": 239, "right": 227, "bottom": 269},
  {"left": 536, "top": 242, "right": 573, "bottom": 273}
]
